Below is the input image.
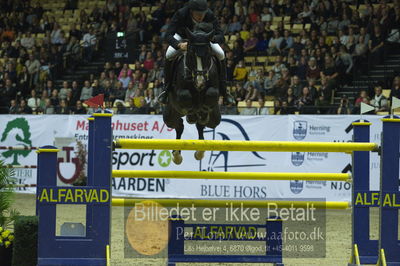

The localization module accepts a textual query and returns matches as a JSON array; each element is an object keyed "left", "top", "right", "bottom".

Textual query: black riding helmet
[{"left": 189, "top": 0, "right": 208, "bottom": 12}]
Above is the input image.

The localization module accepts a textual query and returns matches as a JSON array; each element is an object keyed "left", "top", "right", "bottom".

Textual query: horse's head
[{"left": 185, "top": 25, "right": 214, "bottom": 90}]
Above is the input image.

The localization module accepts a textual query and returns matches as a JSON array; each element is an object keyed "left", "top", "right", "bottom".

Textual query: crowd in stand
[{"left": 0, "top": 0, "right": 400, "bottom": 115}]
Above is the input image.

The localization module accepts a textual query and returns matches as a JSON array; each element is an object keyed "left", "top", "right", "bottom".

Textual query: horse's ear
[
  {"left": 185, "top": 28, "right": 195, "bottom": 40},
  {"left": 205, "top": 30, "right": 215, "bottom": 41}
]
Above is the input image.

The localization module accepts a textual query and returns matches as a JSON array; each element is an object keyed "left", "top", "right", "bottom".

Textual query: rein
[{"left": 183, "top": 49, "right": 214, "bottom": 81}]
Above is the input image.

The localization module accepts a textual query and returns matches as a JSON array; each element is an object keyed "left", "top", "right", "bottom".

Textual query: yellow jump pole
[
  {"left": 112, "top": 170, "right": 352, "bottom": 182},
  {"left": 114, "top": 139, "right": 379, "bottom": 153},
  {"left": 111, "top": 198, "right": 350, "bottom": 210}
]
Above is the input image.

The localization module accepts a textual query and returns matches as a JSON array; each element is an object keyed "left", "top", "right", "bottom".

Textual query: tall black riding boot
[{"left": 158, "top": 59, "right": 173, "bottom": 104}]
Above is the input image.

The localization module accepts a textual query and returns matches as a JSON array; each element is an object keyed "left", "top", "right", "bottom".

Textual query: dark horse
[{"left": 163, "top": 25, "right": 221, "bottom": 164}]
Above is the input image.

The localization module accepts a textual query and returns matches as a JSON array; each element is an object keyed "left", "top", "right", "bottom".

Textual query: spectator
[
  {"left": 240, "top": 24, "right": 250, "bottom": 41},
  {"left": 80, "top": 80, "right": 93, "bottom": 101},
  {"left": 110, "top": 81, "right": 125, "bottom": 103},
  {"left": 261, "top": 7, "right": 273, "bottom": 23},
  {"left": 337, "top": 95, "right": 352, "bottom": 114},
  {"left": 296, "top": 86, "right": 314, "bottom": 114},
  {"left": 337, "top": 45, "right": 353, "bottom": 85},
  {"left": 271, "top": 56, "right": 286, "bottom": 78},
  {"left": 118, "top": 64, "right": 133, "bottom": 78},
  {"left": 43, "top": 98, "right": 55, "bottom": 114},
  {"left": 243, "top": 31, "right": 258, "bottom": 52},
  {"left": 240, "top": 99, "right": 257, "bottom": 115},
  {"left": 148, "top": 62, "right": 163, "bottom": 82},
  {"left": 370, "top": 85, "right": 389, "bottom": 113},
  {"left": 69, "top": 23, "right": 82, "bottom": 40},
  {"left": 282, "top": 87, "right": 297, "bottom": 113},
  {"left": 0, "top": 79, "right": 16, "bottom": 113},
  {"left": 9, "top": 100, "right": 18, "bottom": 114},
  {"left": 56, "top": 99, "right": 70, "bottom": 114},
  {"left": 138, "top": 45, "right": 147, "bottom": 62},
  {"left": 219, "top": 96, "right": 239, "bottom": 115},
  {"left": 268, "top": 30, "right": 284, "bottom": 55},
  {"left": 64, "top": 36, "right": 81, "bottom": 70},
  {"left": 256, "top": 32, "right": 269, "bottom": 52},
  {"left": 27, "top": 89, "right": 40, "bottom": 112},
  {"left": 390, "top": 76, "right": 400, "bottom": 99},
  {"left": 264, "top": 70, "right": 278, "bottom": 95},
  {"left": 258, "top": 98, "right": 269, "bottom": 115},
  {"left": 18, "top": 65, "right": 30, "bottom": 96},
  {"left": 282, "top": 30, "right": 294, "bottom": 52},
  {"left": 228, "top": 15, "right": 241, "bottom": 33},
  {"left": 25, "top": 54, "right": 40, "bottom": 86},
  {"left": 352, "top": 90, "right": 370, "bottom": 114},
  {"left": 291, "top": 75, "right": 303, "bottom": 98},
  {"left": 244, "top": 84, "right": 259, "bottom": 101},
  {"left": 339, "top": 13, "right": 351, "bottom": 31},
  {"left": 320, "top": 55, "right": 339, "bottom": 92},
  {"left": 114, "top": 101, "right": 126, "bottom": 114},
  {"left": 51, "top": 23, "right": 63, "bottom": 44},
  {"left": 17, "top": 99, "right": 32, "bottom": 114},
  {"left": 143, "top": 52, "right": 155, "bottom": 71},
  {"left": 70, "top": 81, "right": 81, "bottom": 104},
  {"left": 233, "top": 61, "right": 247, "bottom": 81},
  {"left": 135, "top": 98, "right": 152, "bottom": 114},
  {"left": 21, "top": 31, "right": 35, "bottom": 49},
  {"left": 50, "top": 89, "right": 60, "bottom": 107},
  {"left": 59, "top": 81, "right": 71, "bottom": 101},
  {"left": 369, "top": 25, "right": 385, "bottom": 66},
  {"left": 286, "top": 56, "right": 298, "bottom": 76},
  {"left": 82, "top": 28, "right": 97, "bottom": 63},
  {"left": 306, "top": 57, "right": 320, "bottom": 81},
  {"left": 233, "top": 40, "right": 244, "bottom": 64},
  {"left": 160, "top": 18, "right": 171, "bottom": 39},
  {"left": 353, "top": 35, "right": 368, "bottom": 73},
  {"left": 118, "top": 69, "right": 131, "bottom": 89},
  {"left": 72, "top": 100, "right": 87, "bottom": 114},
  {"left": 43, "top": 80, "right": 55, "bottom": 96}
]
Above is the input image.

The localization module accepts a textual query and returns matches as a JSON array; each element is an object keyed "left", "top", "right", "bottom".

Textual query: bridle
[{"left": 184, "top": 42, "right": 214, "bottom": 89}]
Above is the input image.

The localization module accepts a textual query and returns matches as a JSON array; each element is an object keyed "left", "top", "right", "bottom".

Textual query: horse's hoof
[
  {"left": 194, "top": 151, "right": 205, "bottom": 160},
  {"left": 172, "top": 151, "right": 183, "bottom": 165},
  {"left": 186, "top": 114, "right": 197, "bottom": 124}
]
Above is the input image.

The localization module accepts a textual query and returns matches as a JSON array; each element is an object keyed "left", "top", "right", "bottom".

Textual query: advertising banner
[{"left": 0, "top": 115, "right": 384, "bottom": 201}]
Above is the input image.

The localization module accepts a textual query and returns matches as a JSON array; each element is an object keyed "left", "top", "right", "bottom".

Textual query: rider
[{"left": 158, "top": 0, "right": 233, "bottom": 104}]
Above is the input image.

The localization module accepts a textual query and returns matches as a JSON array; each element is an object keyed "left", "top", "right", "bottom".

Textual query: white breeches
[{"left": 166, "top": 33, "right": 225, "bottom": 61}]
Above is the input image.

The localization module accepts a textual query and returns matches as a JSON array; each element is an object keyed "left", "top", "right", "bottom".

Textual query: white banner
[{"left": 0, "top": 115, "right": 384, "bottom": 201}]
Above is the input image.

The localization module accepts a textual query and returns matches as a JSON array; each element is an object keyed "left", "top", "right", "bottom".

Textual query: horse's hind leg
[
  {"left": 194, "top": 123, "right": 205, "bottom": 161},
  {"left": 172, "top": 117, "right": 184, "bottom": 164}
]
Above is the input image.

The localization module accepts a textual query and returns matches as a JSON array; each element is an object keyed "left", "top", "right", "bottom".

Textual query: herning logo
[
  {"left": 290, "top": 180, "right": 304, "bottom": 194},
  {"left": 293, "top": 121, "right": 307, "bottom": 140},
  {"left": 291, "top": 152, "right": 305, "bottom": 166},
  {"left": 0, "top": 118, "right": 33, "bottom": 165}
]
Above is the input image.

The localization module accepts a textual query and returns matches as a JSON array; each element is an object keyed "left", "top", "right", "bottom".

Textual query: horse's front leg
[
  {"left": 172, "top": 117, "right": 184, "bottom": 165},
  {"left": 194, "top": 123, "right": 205, "bottom": 161}
]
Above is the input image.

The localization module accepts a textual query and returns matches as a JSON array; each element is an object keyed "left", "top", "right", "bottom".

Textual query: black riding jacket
[{"left": 165, "top": 5, "right": 225, "bottom": 50}]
